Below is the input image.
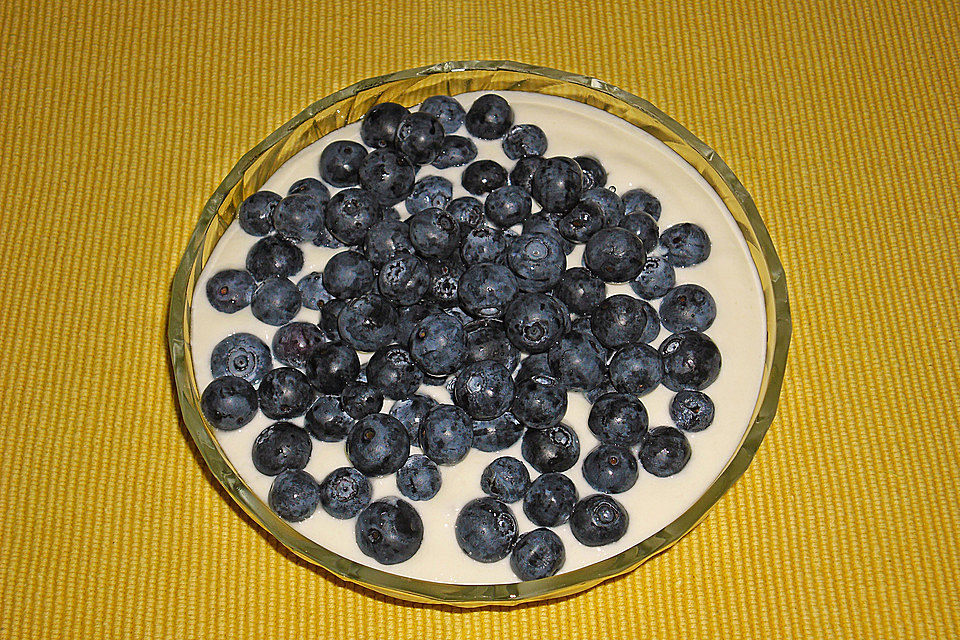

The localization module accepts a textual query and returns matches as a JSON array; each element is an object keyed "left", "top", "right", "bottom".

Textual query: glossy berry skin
[
  {"left": 659, "top": 284, "right": 717, "bottom": 333},
  {"left": 523, "top": 215, "right": 573, "bottom": 255},
  {"left": 582, "top": 444, "right": 638, "bottom": 494},
  {"left": 531, "top": 157, "right": 583, "bottom": 213},
  {"left": 431, "top": 135, "right": 478, "bottom": 169},
  {"left": 238, "top": 190, "right": 281, "bottom": 236},
  {"left": 389, "top": 394, "right": 438, "bottom": 442},
  {"left": 502, "top": 124, "right": 547, "bottom": 159},
  {"left": 579, "top": 187, "right": 625, "bottom": 228},
  {"left": 409, "top": 312, "right": 467, "bottom": 376},
  {"left": 455, "top": 497, "right": 518, "bottom": 562},
  {"left": 639, "top": 300, "right": 662, "bottom": 343},
  {"left": 304, "top": 395, "right": 355, "bottom": 442},
  {"left": 620, "top": 212, "right": 659, "bottom": 253},
  {"left": 521, "top": 423, "right": 580, "bottom": 474},
  {"left": 507, "top": 233, "right": 566, "bottom": 291},
  {"left": 424, "top": 257, "right": 464, "bottom": 308},
  {"left": 346, "top": 413, "right": 410, "bottom": 477},
  {"left": 659, "top": 222, "right": 711, "bottom": 267},
  {"left": 511, "top": 528, "right": 565, "bottom": 581},
  {"left": 200, "top": 376, "right": 258, "bottom": 430},
  {"left": 588, "top": 392, "right": 649, "bottom": 446},
  {"left": 504, "top": 293, "right": 568, "bottom": 354},
  {"left": 640, "top": 426, "right": 691, "bottom": 477},
  {"left": 305, "top": 342, "right": 360, "bottom": 394},
  {"left": 511, "top": 374, "right": 567, "bottom": 430},
  {"left": 419, "top": 95, "right": 466, "bottom": 133},
  {"left": 609, "top": 343, "right": 663, "bottom": 396},
  {"left": 558, "top": 200, "right": 604, "bottom": 243},
  {"left": 211, "top": 333, "right": 272, "bottom": 384},
  {"left": 406, "top": 175, "right": 453, "bottom": 215},
  {"left": 258, "top": 367, "right": 315, "bottom": 419},
  {"left": 408, "top": 207, "right": 460, "bottom": 260},
  {"left": 461, "top": 225, "right": 512, "bottom": 266},
  {"left": 547, "top": 331, "right": 607, "bottom": 391},
  {"left": 366, "top": 344, "right": 424, "bottom": 400},
  {"left": 464, "top": 320, "right": 521, "bottom": 370},
  {"left": 319, "top": 467, "right": 372, "bottom": 518},
  {"left": 360, "top": 102, "right": 409, "bottom": 149},
  {"left": 622, "top": 188, "right": 662, "bottom": 220},
  {"left": 358, "top": 148, "right": 417, "bottom": 207},
  {"left": 509, "top": 156, "right": 544, "bottom": 193},
  {"left": 570, "top": 494, "right": 629, "bottom": 546},
  {"left": 462, "top": 159, "right": 508, "bottom": 196},
  {"left": 453, "top": 360, "right": 515, "bottom": 420},
  {"left": 322, "top": 250, "right": 375, "bottom": 299},
  {"left": 364, "top": 220, "right": 413, "bottom": 268},
  {"left": 396, "top": 454, "right": 442, "bottom": 501},
  {"left": 272, "top": 193, "right": 324, "bottom": 243},
  {"left": 355, "top": 497, "right": 423, "bottom": 565},
  {"left": 484, "top": 185, "right": 532, "bottom": 228},
  {"left": 515, "top": 352, "right": 552, "bottom": 383},
  {"left": 319, "top": 140, "right": 368, "bottom": 187},
  {"left": 288, "top": 177, "right": 331, "bottom": 204},
  {"left": 458, "top": 263, "right": 519, "bottom": 319},
  {"left": 465, "top": 94, "right": 514, "bottom": 139},
  {"left": 591, "top": 294, "right": 649, "bottom": 349},
  {"left": 377, "top": 254, "right": 429, "bottom": 306},
  {"left": 340, "top": 383, "right": 384, "bottom": 419},
  {"left": 445, "top": 196, "right": 484, "bottom": 234},
  {"left": 296, "top": 271, "right": 333, "bottom": 311},
  {"left": 553, "top": 267, "right": 606, "bottom": 315},
  {"left": 324, "top": 188, "right": 380, "bottom": 246},
  {"left": 480, "top": 457, "right": 530, "bottom": 503},
  {"left": 269, "top": 469, "right": 322, "bottom": 522},
  {"left": 670, "top": 390, "right": 715, "bottom": 432},
  {"left": 246, "top": 235, "right": 304, "bottom": 281},
  {"left": 659, "top": 331, "right": 721, "bottom": 391},
  {"left": 419, "top": 404, "right": 472, "bottom": 465},
  {"left": 251, "top": 277, "right": 301, "bottom": 326},
  {"left": 395, "top": 112, "right": 445, "bottom": 165},
  {"left": 523, "top": 472, "right": 578, "bottom": 527},
  {"left": 394, "top": 302, "right": 435, "bottom": 347},
  {"left": 252, "top": 421, "right": 312, "bottom": 476},
  {"left": 630, "top": 255, "right": 676, "bottom": 300},
  {"left": 584, "top": 227, "right": 647, "bottom": 283},
  {"left": 337, "top": 294, "right": 398, "bottom": 352},
  {"left": 319, "top": 298, "right": 349, "bottom": 339},
  {"left": 271, "top": 322, "right": 325, "bottom": 369},
  {"left": 472, "top": 413, "right": 525, "bottom": 452},
  {"left": 574, "top": 156, "right": 607, "bottom": 190}
]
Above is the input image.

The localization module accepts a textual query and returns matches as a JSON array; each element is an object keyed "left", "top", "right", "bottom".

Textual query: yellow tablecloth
[{"left": 3, "top": 1, "right": 958, "bottom": 637}]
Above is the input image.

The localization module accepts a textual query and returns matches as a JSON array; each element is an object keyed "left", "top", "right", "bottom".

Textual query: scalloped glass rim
[{"left": 167, "top": 60, "right": 791, "bottom": 607}]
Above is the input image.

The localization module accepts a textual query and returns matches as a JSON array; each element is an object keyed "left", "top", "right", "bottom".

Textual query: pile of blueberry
[{"left": 200, "top": 93, "right": 720, "bottom": 581}]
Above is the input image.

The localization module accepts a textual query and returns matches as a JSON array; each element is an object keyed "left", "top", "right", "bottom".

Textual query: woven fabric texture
[{"left": 2, "top": 0, "right": 958, "bottom": 637}]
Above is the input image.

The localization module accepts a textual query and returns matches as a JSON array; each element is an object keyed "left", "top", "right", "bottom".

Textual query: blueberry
[
  {"left": 462, "top": 159, "right": 507, "bottom": 195},
  {"left": 424, "top": 257, "right": 464, "bottom": 308},
  {"left": 511, "top": 528, "right": 565, "bottom": 581},
  {"left": 512, "top": 374, "right": 567, "bottom": 430},
  {"left": 630, "top": 255, "right": 676, "bottom": 300},
  {"left": 396, "top": 112, "right": 445, "bottom": 165},
  {"left": 590, "top": 294, "right": 648, "bottom": 349},
  {"left": 408, "top": 207, "right": 460, "bottom": 260},
  {"left": 319, "top": 140, "right": 368, "bottom": 187},
  {"left": 465, "top": 94, "right": 514, "bottom": 139},
  {"left": 296, "top": 271, "right": 333, "bottom": 311},
  {"left": 238, "top": 190, "right": 281, "bottom": 236},
  {"left": 337, "top": 294, "right": 398, "bottom": 352},
  {"left": 246, "top": 235, "right": 304, "bottom": 281},
  {"left": 288, "top": 177, "right": 331, "bottom": 204},
  {"left": 670, "top": 390, "right": 715, "bottom": 432},
  {"left": 472, "top": 413, "right": 524, "bottom": 452},
  {"left": 409, "top": 312, "right": 467, "bottom": 376},
  {"left": 346, "top": 413, "right": 410, "bottom": 476},
  {"left": 521, "top": 423, "right": 580, "bottom": 474},
  {"left": 574, "top": 156, "right": 607, "bottom": 190},
  {"left": 515, "top": 352, "right": 552, "bottom": 383},
  {"left": 251, "top": 276, "right": 301, "bottom": 326},
  {"left": 358, "top": 148, "right": 417, "bottom": 207},
  {"left": 211, "top": 333, "right": 272, "bottom": 383},
  {"left": 582, "top": 444, "right": 638, "bottom": 494},
  {"left": 570, "top": 494, "right": 628, "bottom": 546},
  {"left": 360, "top": 102, "right": 409, "bottom": 149},
  {"left": 389, "top": 394, "right": 437, "bottom": 443},
  {"left": 571, "top": 315, "right": 611, "bottom": 357},
  {"left": 340, "top": 382, "right": 384, "bottom": 419},
  {"left": 557, "top": 200, "right": 604, "bottom": 243},
  {"left": 319, "top": 298, "right": 349, "bottom": 338},
  {"left": 311, "top": 223, "right": 344, "bottom": 249},
  {"left": 659, "top": 284, "right": 717, "bottom": 333},
  {"left": 445, "top": 196, "right": 484, "bottom": 235},
  {"left": 361, "top": 221, "right": 411, "bottom": 269},
  {"left": 431, "top": 135, "right": 478, "bottom": 169},
  {"left": 304, "top": 395, "right": 355, "bottom": 441},
  {"left": 659, "top": 223, "right": 711, "bottom": 267},
  {"left": 553, "top": 267, "right": 606, "bottom": 315},
  {"left": 584, "top": 227, "right": 647, "bottom": 283},
  {"left": 405, "top": 176, "right": 453, "bottom": 217},
  {"left": 257, "top": 367, "right": 314, "bottom": 419},
  {"left": 322, "top": 250, "right": 375, "bottom": 299},
  {"left": 659, "top": 331, "right": 721, "bottom": 391},
  {"left": 200, "top": 376, "right": 258, "bottom": 430},
  {"left": 420, "top": 95, "right": 466, "bottom": 133},
  {"left": 585, "top": 378, "right": 618, "bottom": 404},
  {"left": 639, "top": 300, "right": 662, "bottom": 343},
  {"left": 453, "top": 360, "right": 515, "bottom": 420},
  {"left": 394, "top": 302, "right": 435, "bottom": 347},
  {"left": 481, "top": 457, "right": 530, "bottom": 503},
  {"left": 318, "top": 467, "right": 372, "bottom": 518},
  {"left": 464, "top": 320, "right": 520, "bottom": 371},
  {"left": 366, "top": 344, "right": 424, "bottom": 400},
  {"left": 640, "top": 426, "right": 691, "bottom": 477},
  {"left": 305, "top": 341, "right": 360, "bottom": 394},
  {"left": 268, "top": 469, "right": 321, "bottom": 522},
  {"left": 531, "top": 157, "right": 583, "bottom": 213},
  {"left": 271, "top": 322, "right": 326, "bottom": 369},
  {"left": 502, "top": 124, "right": 547, "bottom": 159},
  {"left": 458, "top": 263, "right": 519, "bottom": 318},
  {"left": 579, "top": 187, "right": 625, "bottom": 227},
  {"left": 396, "top": 454, "right": 442, "bottom": 501},
  {"left": 506, "top": 233, "right": 567, "bottom": 291},
  {"left": 509, "top": 156, "right": 544, "bottom": 193},
  {"left": 609, "top": 343, "right": 663, "bottom": 395},
  {"left": 504, "top": 293, "right": 568, "bottom": 353},
  {"left": 483, "top": 187, "right": 531, "bottom": 231},
  {"left": 252, "top": 421, "right": 312, "bottom": 476},
  {"left": 272, "top": 193, "right": 323, "bottom": 243},
  {"left": 323, "top": 188, "right": 380, "bottom": 245},
  {"left": 419, "top": 404, "right": 472, "bottom": 465},
  {"left": 455, "top": 497, "right": 518, "bottom": 562},
  {"left": 356, "top": 497, "right": 423, "bottom": 564},
  {"left": 620, "top": 212, "right": 659, "bottom": 253},
  {"left": 547, "top": 331, "right": 606, "bottom": 391},
  {"left": 461, "top": 224, "right": 511, "bottom": 266},
  {"left": 522, "top": 472, "right": 578, "bottom": 526},
  {"left": 588, "top": 392, "right": 649, "bottom": 446},
  {"left": 622, "top": 188, "right": 661, "bottom": 220}
]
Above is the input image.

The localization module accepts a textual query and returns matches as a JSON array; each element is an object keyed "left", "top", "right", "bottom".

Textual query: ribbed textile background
[{"left": 2, "top": 1, "right": 958, "bottom": 637}]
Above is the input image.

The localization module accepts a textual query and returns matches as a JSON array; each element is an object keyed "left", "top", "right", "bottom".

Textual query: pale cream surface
[{"left": 191, "top": 91, "right": 767, "bottom": 584}]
